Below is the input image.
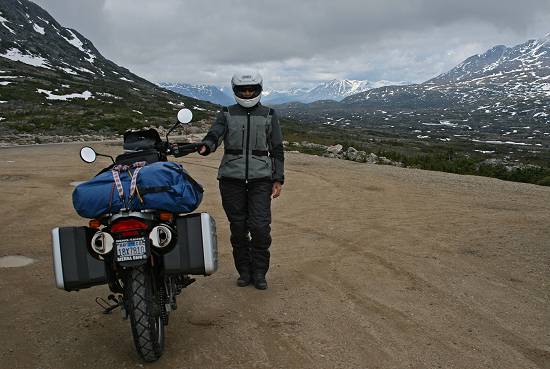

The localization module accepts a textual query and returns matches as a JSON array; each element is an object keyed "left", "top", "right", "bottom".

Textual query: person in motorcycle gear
[{"left": 198, "top": 72, "right": 284, "bottom": 290}]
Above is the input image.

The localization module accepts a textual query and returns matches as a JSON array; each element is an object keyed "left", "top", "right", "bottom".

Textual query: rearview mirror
[
  {"left": 80, "top": 146, "right": 97, "bottom": 163},
  {"left": 177, "top": 109, "right": 193, "bottom": 124}
]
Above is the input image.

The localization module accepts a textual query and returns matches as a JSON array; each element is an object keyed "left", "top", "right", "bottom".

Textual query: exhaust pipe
[
  {"left": 150, "top": 225, "right": 173, "bottom": 248},
  {"left": 91, "top": 232, "right": 114, "bottom": 255}
]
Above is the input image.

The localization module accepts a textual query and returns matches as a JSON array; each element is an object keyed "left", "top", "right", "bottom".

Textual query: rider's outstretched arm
[{"left": 201, "top": 107, "right": 228, "bottom": 154}]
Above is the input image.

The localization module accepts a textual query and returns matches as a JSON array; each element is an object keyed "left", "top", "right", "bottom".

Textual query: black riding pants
[{"left": 219, "top": 179, "right": 272, "bottom": 275}]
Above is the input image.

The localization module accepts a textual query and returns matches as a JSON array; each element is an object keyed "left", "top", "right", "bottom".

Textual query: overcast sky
[{"left": 33, "top": 0, "right": 550, "bottom": 90}]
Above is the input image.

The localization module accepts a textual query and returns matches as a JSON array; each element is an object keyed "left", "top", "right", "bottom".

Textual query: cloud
[{"left": 31, "top": 0, "right": 550, "bottom": 89}]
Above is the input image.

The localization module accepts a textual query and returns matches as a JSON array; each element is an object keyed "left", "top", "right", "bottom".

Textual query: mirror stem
[
  {"left": 165, "top": 121, "right": 179, "bottom": 143},
  {"left": 97, "top": 153, "right": 115, "bottom": 163}
]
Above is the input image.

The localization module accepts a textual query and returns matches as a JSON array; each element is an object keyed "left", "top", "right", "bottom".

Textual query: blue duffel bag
[{"left": 73, "top": 161, "right": 203, "bottom": 218}]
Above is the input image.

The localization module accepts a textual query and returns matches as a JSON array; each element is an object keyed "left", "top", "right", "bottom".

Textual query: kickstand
[{"left": 95, "top": 294, "right": 123, "bottom": 314}]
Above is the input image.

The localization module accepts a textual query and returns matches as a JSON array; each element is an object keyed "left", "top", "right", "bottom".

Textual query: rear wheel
[{"left": 124, "top": 265, "right": 164, "bottom": 362}]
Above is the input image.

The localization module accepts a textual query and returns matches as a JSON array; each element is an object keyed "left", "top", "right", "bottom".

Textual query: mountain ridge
[
  {"left": 160, "top": 78, "right": 406, "bottom": 105},
  {"left": 0, "top": 0, "right": 215, "bottom": 136}
]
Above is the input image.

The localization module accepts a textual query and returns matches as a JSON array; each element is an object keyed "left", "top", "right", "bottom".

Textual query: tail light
[{"left": 111, "top": 219, "right": 148, "bottom": 237}]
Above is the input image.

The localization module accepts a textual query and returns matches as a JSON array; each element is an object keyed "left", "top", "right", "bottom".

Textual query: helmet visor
[{"left": 233, "top": 84, "right": 262, "bottom": 99}]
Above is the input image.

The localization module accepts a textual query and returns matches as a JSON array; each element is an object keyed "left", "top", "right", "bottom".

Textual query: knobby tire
[{"left": 124, "top": 265, "right": 164, "bottom": 362}]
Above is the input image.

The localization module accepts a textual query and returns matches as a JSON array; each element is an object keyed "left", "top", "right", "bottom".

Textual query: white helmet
[{"left": 231, "top": 72, "right": 263, "bottom": 108}]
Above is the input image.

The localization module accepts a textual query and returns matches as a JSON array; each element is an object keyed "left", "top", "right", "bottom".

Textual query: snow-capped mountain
[
  {"left": 429, "top": 34, "right": 550, "bottom": 85},
  {"left": 158, "top": 82, "right": 234, "bottom": 106},
  {"left": 302, "top": 79, "right": 372, "bottom": 102},
  {"left": 0, "top": 0, "right": 213, "bottom": 135},
  {"left": 277, "top": 34, "right": 550, "bottom": 150},
  {"left": 262, "top": 79, "right": 403, "bottom": 104},
  {"left": 162, "top": 79, "right": 402, "bottom": 106},
  {"left": 1, "top": 0, "right": 135, "bottom": 82},
  {"left": 278, "top": 34, "right": 550, "bottom": 148},
  {"left": 343, "top": 34, "right": 550, "bottom": 107}
]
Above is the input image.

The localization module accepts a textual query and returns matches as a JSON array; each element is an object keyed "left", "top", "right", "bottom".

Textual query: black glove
[{"left": 198, "top": 143, "right": 211, "bottom": 156}]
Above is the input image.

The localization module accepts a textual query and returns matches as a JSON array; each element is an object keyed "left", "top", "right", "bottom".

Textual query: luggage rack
[{"left": 110, "top": 210, "right": 157, "bottom": 222}]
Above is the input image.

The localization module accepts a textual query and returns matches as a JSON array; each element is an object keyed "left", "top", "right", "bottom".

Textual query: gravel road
[{"left": 0, "top": 142, "right": 548, "bottom": 369}]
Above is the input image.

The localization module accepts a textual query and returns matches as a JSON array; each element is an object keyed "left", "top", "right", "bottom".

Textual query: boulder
[
  {"left": 355, "top": 151, "right": 367, "bottom": 163},
  {"left": 326, "top": 144, "right": 343, "bottom": 154},
  {"left": 366, "top": 153, "right": 378, "bottom": 164},
  {"left": 345, "top": 146, "right": 359, "bottom": 161}
]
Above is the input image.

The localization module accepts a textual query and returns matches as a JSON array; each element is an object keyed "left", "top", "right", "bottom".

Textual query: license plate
[{"left": 116, "top": 237, "right": 147, "bottom": 262}]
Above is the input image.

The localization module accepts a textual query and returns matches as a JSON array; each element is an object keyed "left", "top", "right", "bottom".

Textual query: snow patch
[
  {"left": 472, "top": 139, "right": 531, "bottom": 146},
  {"left": 0, "top": 81, "right": 12, "bottom": 86},
  {"left": 168, "top": 101, "right": 185, "bottom": 107},
  {"left": 37, "top": 16, "right": 50, "bottom": 24},
  {"left": 0, "top": 101, "right": 7, "bottom": 103},
  {"left": 119, "top": 77, "right": 134, "bottom": 82},
  {"left": 0, "top": 48, "right": 52, "bottom": 69},
  {"left": 37, "top": 89, "right": 93, "bottom": 101},
  {"left": 132, "top": 110, "right": 143, "bottom": 115},
  {"left": 57, "top": 66, "right": 77, "bottom": 75},
  {"left": 193, "top": 106, "right": 206, "bottom": 111},
  {"left": 74, "top": 66, "right": 95, "bottom": 75},
  {"left": 0, "top": 13, "right": 16, "bottom": 34},
  {"left": 97, "top": 92, "right": 122, "bottom": 100},
  {"left": 0, "top": 117, "right": 5, "bottom": 121},
  {"left": 60, "top": 29, "right": 96, "bottom": 63},
  {"left": 33, "top": 23, "right": 45, "bottom": 35}
]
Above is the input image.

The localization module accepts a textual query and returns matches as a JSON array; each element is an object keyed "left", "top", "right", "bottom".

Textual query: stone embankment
[{"left": 284, "top": 141, "right": 403, "bottom": 167}]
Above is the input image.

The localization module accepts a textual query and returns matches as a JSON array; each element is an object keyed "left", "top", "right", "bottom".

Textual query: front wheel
[{"left": 124, "top": 265, "right": 164, "bottom": 362}]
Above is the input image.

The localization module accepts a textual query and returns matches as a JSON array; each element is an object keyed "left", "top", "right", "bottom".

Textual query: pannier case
[
  {"left": 163, "top": 213, "right": 218, "bottom": 276},
  {"left": 51, "top": 227, "right": 107, "bottom": 291}
]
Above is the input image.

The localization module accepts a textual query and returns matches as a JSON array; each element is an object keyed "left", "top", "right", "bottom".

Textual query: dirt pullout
[{"left": 0, "top": 143, "right": 548, "bottom": 369}]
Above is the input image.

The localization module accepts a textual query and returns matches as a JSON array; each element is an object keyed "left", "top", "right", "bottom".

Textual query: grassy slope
[
  {"left": 0, "top": 58, "right": 217, "bottom": 135},
  {"left": 280, "top": 118, "right": 550, "bottom": 186}
]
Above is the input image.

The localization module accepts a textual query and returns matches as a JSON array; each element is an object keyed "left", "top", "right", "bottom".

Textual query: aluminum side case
[
  {"left": 163, "top": 213, "right": 218, "bottom": 276},
  {"left": 51, "top": 226, "right": 107, "bottom": 291}
]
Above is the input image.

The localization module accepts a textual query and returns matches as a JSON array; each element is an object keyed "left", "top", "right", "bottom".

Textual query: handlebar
[{"left": 169, "top": 142, "right": 201, "bottom": 158}]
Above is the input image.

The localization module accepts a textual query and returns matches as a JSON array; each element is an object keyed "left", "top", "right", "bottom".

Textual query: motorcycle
[{"left": 51, "top": 108, "right": 217, "bottom": 362}]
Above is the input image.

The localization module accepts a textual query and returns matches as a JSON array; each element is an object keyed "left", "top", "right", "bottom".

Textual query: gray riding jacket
[{"left": 202, "top": 103, "right": 285, "bottom": 184}]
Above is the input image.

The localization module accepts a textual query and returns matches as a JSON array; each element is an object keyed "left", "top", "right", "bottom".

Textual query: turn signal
[
  {"left": 89, "top": 219, "right": 102, "bottom": 229},
  {"left": 159, "top": 211, "right": 173, "bottom": 222},
  {"left": 91, "top": 231, "right": 114, "bottom": 255}
]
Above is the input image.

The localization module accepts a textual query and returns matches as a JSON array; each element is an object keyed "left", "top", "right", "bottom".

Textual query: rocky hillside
[{"left": 0, "top": 0, "right": 216, "bottom": 138}]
